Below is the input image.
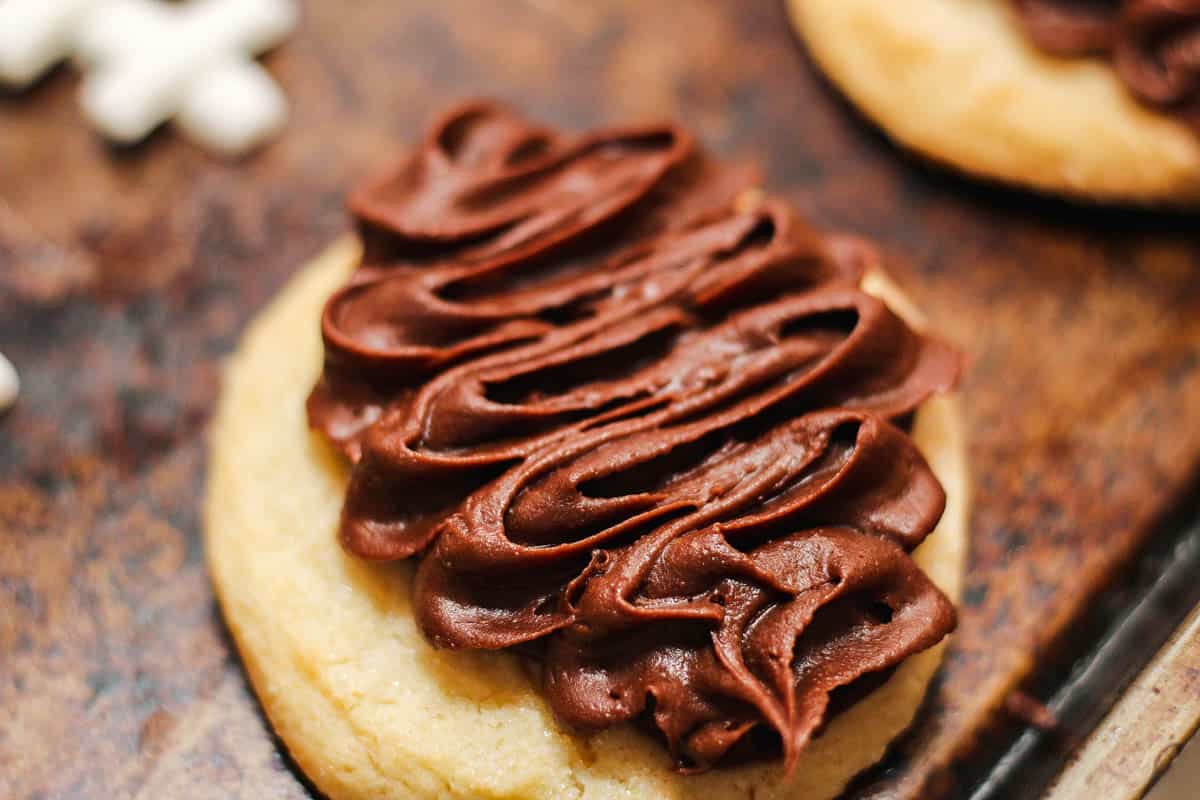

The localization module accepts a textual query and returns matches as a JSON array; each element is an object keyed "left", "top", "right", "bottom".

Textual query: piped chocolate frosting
[
  {"left": 308, "top": 102, "right": 961, "bottom": 772},
  {"left": 1011, "top": 0, "right": 1200, "bottom": 130}
]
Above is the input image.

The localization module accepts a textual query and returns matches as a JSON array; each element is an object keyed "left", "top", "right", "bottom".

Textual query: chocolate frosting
[
  {"left": 308, "top": 102, "right": 961, "bottom": 772},
  {"left": 1011, "top": 0, "right": 1200, "bottom": 129}
]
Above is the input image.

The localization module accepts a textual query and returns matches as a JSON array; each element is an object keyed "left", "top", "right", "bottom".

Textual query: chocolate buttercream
[
  {"left": 1011, "top": 0, "right": 1200, "bottom": 129},
  {"left": 307, "top": 102, "right": 961, "bottom": 772}
]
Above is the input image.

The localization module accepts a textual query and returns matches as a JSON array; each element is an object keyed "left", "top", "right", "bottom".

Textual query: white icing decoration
[
  {"left": 0, "top": 0, "right": 297, "bottom": 156},
  {"left": 0, "top": 352, "right": 18, "bottom": 413},
  {"left": 0, "top": 0, "right": 102, "bottom": 88}
]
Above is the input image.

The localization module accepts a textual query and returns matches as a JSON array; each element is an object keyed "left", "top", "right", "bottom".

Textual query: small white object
[
  {"left": 0, "top": 0, "right": 102, "bottom": 88},
  {"left": 0, "top": 352, "right": 18, "bottom": 413},
  {"left": 0, "top": 0, "right": 297, "bottom": 156},
  {"left": 78, "top": 0, "right": 296, "bottom": 154},
  {"left": 177, "top": 59, "right": 288, "bottom": 155}
]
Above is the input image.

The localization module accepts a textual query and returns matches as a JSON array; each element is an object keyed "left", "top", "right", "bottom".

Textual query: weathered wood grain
[{"left": 1, "top": 2, "right": 1198, "bottom": 797}]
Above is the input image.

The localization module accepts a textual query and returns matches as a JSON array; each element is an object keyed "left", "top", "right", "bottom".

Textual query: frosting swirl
[
  {"left": 1011, "top": 0, "right": 1200, "bottom": 129},
  {"left": 308, "top": 102, "right": 961, "bottom": 772}
]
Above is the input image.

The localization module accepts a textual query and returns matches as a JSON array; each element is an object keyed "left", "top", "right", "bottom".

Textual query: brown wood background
[{"left": 2, "top": 2, "right": 1198, "bottom": 798}]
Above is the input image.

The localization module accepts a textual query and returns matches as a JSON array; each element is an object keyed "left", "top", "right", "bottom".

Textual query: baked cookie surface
[
  {"left": 206, "top": 238, "right": 968, "bottom": 800},
  {"left": 788, "top": 0, "right": 1200, "bottom": 203}
]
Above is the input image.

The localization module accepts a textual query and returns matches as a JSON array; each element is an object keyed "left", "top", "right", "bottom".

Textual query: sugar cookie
[
  {"left": 789, "top": 0, "right": 1200, "bottom": 203},
  {"left": 207, "top": 103, "right": 969, "bottom": 800}
]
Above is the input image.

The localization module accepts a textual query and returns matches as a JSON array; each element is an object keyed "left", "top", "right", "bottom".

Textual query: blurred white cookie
[{"left": 0, "top": 0, "right": 296, "bottom": 156}]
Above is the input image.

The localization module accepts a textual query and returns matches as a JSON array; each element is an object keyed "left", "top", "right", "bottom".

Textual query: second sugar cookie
[{"left": 788, "top": 0, "right": 1200, "bottom": 204}]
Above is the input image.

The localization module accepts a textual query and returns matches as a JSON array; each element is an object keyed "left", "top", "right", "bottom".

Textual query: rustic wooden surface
[{"left": 2, "top": 2, "right": 1198, "bottom": 798}]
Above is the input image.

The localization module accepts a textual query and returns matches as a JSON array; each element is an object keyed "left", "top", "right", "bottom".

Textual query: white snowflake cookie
[{"left": 0, "top": 0, "right": 298, "bottom": 156}]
